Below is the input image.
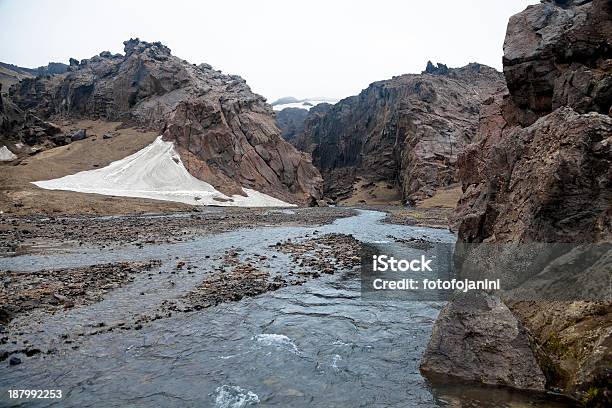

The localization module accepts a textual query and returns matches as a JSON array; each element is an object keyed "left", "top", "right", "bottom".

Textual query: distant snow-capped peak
[{"left": 271, "top": 96, "right": 338, "bottom": 111}]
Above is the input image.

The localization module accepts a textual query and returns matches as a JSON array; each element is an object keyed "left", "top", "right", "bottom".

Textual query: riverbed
[{"left": 0, "top": 210, "right": 572, "bottom": 407}]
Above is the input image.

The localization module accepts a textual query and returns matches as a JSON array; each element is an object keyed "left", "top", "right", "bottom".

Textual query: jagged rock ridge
[
  {"left": 0, "top": 61, "right": 68, "bottom": 91},
  {"left": 7, "top": 39, "right": 322, "bottom": 205}
]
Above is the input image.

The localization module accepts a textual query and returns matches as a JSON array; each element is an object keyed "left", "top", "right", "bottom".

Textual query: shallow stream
[{"left": 0, "top": 211, "right": 572, "bottom": 407}]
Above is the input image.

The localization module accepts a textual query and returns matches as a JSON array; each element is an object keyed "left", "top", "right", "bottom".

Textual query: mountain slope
[
  {"left": 8, "top": 39, "right": 322, "bottom": 205},
  {"left": 0, "top": 62, "right": 68, "bottom": 92}
]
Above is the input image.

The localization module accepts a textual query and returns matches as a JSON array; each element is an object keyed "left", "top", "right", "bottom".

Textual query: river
[{"left": 0, "top": 210, "right": 572, "bottom": 407}]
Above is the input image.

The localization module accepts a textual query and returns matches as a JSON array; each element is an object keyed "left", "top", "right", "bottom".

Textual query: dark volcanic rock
[
  {"left": 0, "top": 84, "right": 22, "bottom": 135},
  {"left": 440, "top": 0, "right": 612, "bottom": 403},
  {"left": 8, "top": 39, "right": 322, "bottom": 204},
  {"left": 0, "top": 62, "right": 68, "bottom": 97},
  {"left": 423, "top": 61, "right": 450, "bottom": 76},
  {"left": 297, "top": 63, "right": 505, "bottom": 203},
  {"left": 420, "top": 291, "right": 546, "bottom": 391},
  {"left": 70, "top": 129, "right": 87, "bottom": 142},
  {"left": 276, "top": 107, "right": 308, "bottom": 143},
  {"left": 0, "top": 61, "right": 68, "bottom": 79},
  {"left": 8, "top": 356, "right": 21, "bottom": 366},
  {"left": 1, "top": 86, "right": 64, "bottom": 153},
  {"left": 37, "top": 62, "right": 69, "bottom": 76}
]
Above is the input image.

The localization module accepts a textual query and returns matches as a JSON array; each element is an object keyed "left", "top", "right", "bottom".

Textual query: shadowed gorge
[{"left": 279, "top": 63, "right": 505, "bottom": 205}]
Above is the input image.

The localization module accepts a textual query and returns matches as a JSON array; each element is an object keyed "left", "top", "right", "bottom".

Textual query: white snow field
[
  {"left": 0, "top": 146, "right": 17, "bottom": 161},
  {"left": 32, "top": 136, "right": 293, "bottom": 207}
]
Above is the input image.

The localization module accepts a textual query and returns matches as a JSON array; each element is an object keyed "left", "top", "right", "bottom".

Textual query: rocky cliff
[
  {"left": 7, "top": 39, "right": 322, "bottom": 205},
  {"left": 294, "top": 63, "right": 505, "bottom": 204},
  {"left": 503, "top": 0, "right": 611, "bottom": 126},
  {"left": 275, "top": 107, "right": 308, "bottom": 143},
  {"left": 0, "top": 61, "right": 70, "bottom": 154},
  {"left": 0, "top": 85, "right": 65, "bottom": 156},
  {"left": 423, "top": 0, "right": 611, "bottom": 404}
]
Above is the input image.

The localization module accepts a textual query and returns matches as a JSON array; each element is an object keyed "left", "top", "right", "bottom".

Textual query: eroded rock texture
[
  {"left": 456, "top": 107, "right": 611, "bottom": 243},
  {"left": 503, "top": 0, "right": 611, "bottom": 125},
  {"left": 435, "top": 0, "right": 612, "bottom": 403},
  {"left": 420, "top": 291, "right": 546, "bottom": 391},
  {"left": 295, "top": 63, "right": 505, "bottom": 203},
  {"left": 0, "top": 83, "right": 64, "bottom": 151},
  {"left": 8, "top": 39, "right": 322, "bottom": 204}
]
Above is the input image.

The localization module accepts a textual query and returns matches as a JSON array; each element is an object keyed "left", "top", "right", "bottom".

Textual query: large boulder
[
  {"left": 70, "top": 129, "right": 87, "bottom": 142},
  {"left": 420, "top": 291, "right": 546, "bottom": 391}
]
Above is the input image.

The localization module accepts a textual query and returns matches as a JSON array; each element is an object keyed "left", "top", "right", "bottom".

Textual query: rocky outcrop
[
  {"left": 455, "top": 0, "right": 611, "bottom": 245},
  {"left": 456, "top": 106, "right": 611, "bottom": 243},
  {"left": 276, "top": 107, "right": 308, "bottom": 143},
  {"left": 296, "top": 63, "right": 505, "bottom": 204},
  {"left": 7, "top": 39, "right": 322, "bottom": 204},
  {"left": 0, "top": 85, "right": 21, "bottom": 134},
  {"left": 427, "top": 0, "right": 611, "bottom": 403},
  {"left": 0, "top": 63, "right": 33, "bottom": 91},
  {"left": 0, "top": 83, "right": 65, "bottom": 153},
  {"left": 503, "top": 0, "right": 611, "bottom": 125},
  {"left": 420, "top": 291, "right": 546, "bottom": 391}
]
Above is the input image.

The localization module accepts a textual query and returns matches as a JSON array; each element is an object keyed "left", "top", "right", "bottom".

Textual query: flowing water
[{"left": 0, "top": 211, "right": 572, "bottom": 407}]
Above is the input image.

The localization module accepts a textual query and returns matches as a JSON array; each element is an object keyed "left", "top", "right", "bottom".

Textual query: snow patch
[
  {"left": 0, "top": 146, "right": 17, "bottom": 161},
  {"left": 32, "top": 136, "right": 293, "bottom": 207}
]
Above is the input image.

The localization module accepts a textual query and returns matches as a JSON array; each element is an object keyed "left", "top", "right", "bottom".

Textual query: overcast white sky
[{"left": 0, "top": 0, "right": 537, "bottom": 102}]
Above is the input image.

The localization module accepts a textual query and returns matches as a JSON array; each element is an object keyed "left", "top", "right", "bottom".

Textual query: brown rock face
[
  {"left": 503, "top": 0, "right": 612, "bottom": 125},
  {"left": 455, "top": 0, "right": 612, "bottom": 244},
  {"left": 440, "top": 0, "right": 612, "bottom": 402},
  {"left": 456, "top": 107, "right": 611, "bottom": 243},
  {"left": 420, "top": 291, "right": 546, "bottom": 391},
  {"left": 295, "top": 63, "right": 505, "bottom": 204},
  {"left": 8, "top": 39, "right": 322, "bottom": 204}
]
